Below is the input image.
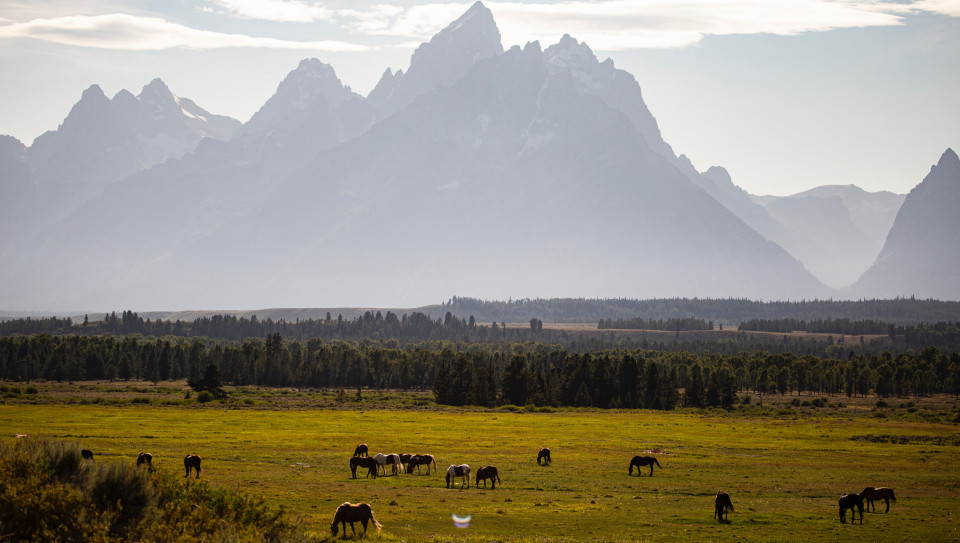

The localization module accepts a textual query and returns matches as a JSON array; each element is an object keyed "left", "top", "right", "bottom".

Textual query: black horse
[
  {"left": 330, "top": 502, "right": 381, "bottom": 538},
  {"left": 136, "top": 452, "right": 152, "bottom": 467},
  {"left": 839, "top": 493, "right": 864, "bottom": 524},
  {"left": 476, "top": 465, "right": 502, "bottom": 489},
  {"left": 350, "top": 456, "right": 378, "bottom": 478},
  {"left": 714, "top": 491, "right": 735, "bottom": 521},
  {"left": 184, "top": 454, "right": 201, "bottom": 478},
  {"left": 628, "top": 455, "right": 661, "bottom": 476},
  {"left": 81, "top": 449, "right": 94, "bottom": 460},
  {"left": 860, "top": 487, "right": 896, "bottom": 513},
  {"left": 537, "top": 448, "right": 551, "bottom": 465},
  {"left": 353, "top": 443, "right": 368, "bottom": 457}
]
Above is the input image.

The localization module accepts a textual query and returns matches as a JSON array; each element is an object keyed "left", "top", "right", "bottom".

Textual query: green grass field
[{"left": 2, "top": 399, "right": 958, "bottom": 541}]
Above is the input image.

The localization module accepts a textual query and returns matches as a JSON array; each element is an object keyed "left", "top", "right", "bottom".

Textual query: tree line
[
  {"left": 4, "top": 310, "right": 960, "bottom": 357},
  {"left": 444, "top": 296, "right": 960, "bottom": 325},
  {"left": 2, "top": 333, "right": 957, "bottom": 408},
  {"left": 598, "top": 317, "right": 713, "bottom": 331}
]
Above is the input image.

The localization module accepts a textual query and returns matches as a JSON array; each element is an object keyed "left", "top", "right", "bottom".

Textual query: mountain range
[{"left": 1, "top": 2, "right": 957, "bottom": 311}]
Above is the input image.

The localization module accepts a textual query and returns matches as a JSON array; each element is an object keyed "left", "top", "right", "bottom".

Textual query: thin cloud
[
  {"left": 209, "top": 0, "right": 334, "bottom": 22},
  {"left": 0, "top": 13, "right": 369, "bottom": 51},
  {"left": 338, "top": 0, "right": 956, "bottom": 50}
]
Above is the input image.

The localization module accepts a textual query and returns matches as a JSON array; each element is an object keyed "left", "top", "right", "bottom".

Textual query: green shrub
[
  {"left": 131, "top": 397, "right": 151, "bottom": 404},
  {"left": 0, "top": 438, "right": 302, "bottom": 541},
  {"left": 25, "top": 386, "right": 38, "bottom": 394},
  {"left": 876, "top": 399, "right": 888, "bottom": 408},
  {"left": 197, "top": 391, "right": 214, "bottom": 403},
  {"left": 0, "top": 385, "right": 8, "bottom": 392}
]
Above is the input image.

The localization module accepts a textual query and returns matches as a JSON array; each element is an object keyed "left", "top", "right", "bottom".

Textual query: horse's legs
[{"left": 884, "top": 497, "right": 889, "bottom": 513}]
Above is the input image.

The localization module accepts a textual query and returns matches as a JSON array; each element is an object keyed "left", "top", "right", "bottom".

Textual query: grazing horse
[
  {"left": 353, "top": 443, "right": 368, "bottom": 457},
  {"left": 184, "top": 454, "right": 201, "bottom": 478},
  {"left": 136, "top": 452, "right": 152, "bottom": 467},
  {"left": 81, "top": 449, "right": 94, "bottom": 460},
  {"left": 330, "top": 502, "right": 381, "bottom": 538},
  {"left": 407, "top": 454, "right": 437, "bottom": 475},
  {"left": 714, "top": 491, "right": 735, "bottom": 521},
  {"left": 476, "top": 466, "right": 502, "bottom": 489},
  {"left": 399, "top": 453, "right": 413, "bottom": 466},
  {"left": 446, "top": 464, "right": 470, "bottom": 488},
  {"left": 839, "top": 493, "right": 864, "bottom": 524},
  {"left": 628, "top": 455, "right": 661, "bottom": 476},
  {"left": 350, "top": 456, "right": 379, "bottom": 479},
  {"left": 860, "top": 487, "right": 896, "bottom": 513},
  {"left": 537, "top": 448, "right": 551, "bottom": 465},
  {"left": 374, "top": 453, "right": 402, "bottom": 475}
]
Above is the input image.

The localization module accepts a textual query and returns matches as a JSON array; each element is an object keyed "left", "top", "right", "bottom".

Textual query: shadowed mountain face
[
  {"left": 850, "top": 149, "right": 960, "bottom": 299},
  {"left": 7, "top": 2, "right": 943, "bottom": 310}
]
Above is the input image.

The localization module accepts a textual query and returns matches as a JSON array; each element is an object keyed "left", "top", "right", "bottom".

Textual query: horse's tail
[
  {"left": 888, "top": 488, "right": 896, "bottom": 502},
  {"left": 365, "top": 504, "right": 382, "bottom": 531},
  {"left": 432, "top": 457, "right": 437, "bottom": 470},
  {"left": 654, "top": 458, "right": 662, "bottom": 467},
  {"left": 497, "top": 472, "right": 502, "bottom": 485}
]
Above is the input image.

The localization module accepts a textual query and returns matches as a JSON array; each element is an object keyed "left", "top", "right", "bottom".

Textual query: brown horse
[
  {"left": 353, "top": 443, "right": 368, "bottom": 457},
  {"left": 330, "top": 502, "right": 381, "bottom": 537},
  {"left": 860, "top": 487, "right": 896, "bottom": 513},
  {"left": 184, "top": 454, "right": 201, "bottom": 478},
  {"left": 350, "top": 456, "right": 378, "bottom": 478},
  {"left": 407, "top": 454, "right": 437, "bottom": 475},
  {"left": 476, "top": 466, "right": 502, "bottom": 489},
  {"left": 628, "top": 455, "right": 661, "bottom": 476},
  {"left": 136, "top": 452, "right": 152, "bottom": 467},
  {"left": 537, "top": 448, "right": 551, "bottom": 465},
  {"left": 839, "top": 493, "right": 864, "bottom": 524},
  {"left": 714, "top": 491, "right": 735, "bottom": 521}
]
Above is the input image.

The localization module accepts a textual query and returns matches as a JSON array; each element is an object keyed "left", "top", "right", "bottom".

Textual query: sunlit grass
[{"left": 1, "top": 403, "right": 957, "bottom": 541}]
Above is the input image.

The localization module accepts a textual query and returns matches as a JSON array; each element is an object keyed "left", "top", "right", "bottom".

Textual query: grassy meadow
[{"left": 1, "top": 389, "right": 958, "bottom": 541}]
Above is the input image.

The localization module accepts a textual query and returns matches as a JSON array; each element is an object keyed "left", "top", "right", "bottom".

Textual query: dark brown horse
[
  {"left": 407, "top": 454, "right": 437, "bottom": 475},
  {"left": 860, "top": 487, "right": 896, "bottom": 513},
  {"left": 184, "top": 454, "right": 201, "bottom": 478},
  {"left": 330, "top": 502, "right": 381, "bottom": 537},
  {"left": 81, "top": 449, "right": 94, "bottom": 460},
  {"left": 350, "top": 456, "right": 378, "bottom": 479},
  {"left": 537, "top": 448, "right": 551, "bottom": 465},
  {"left": 714, "top": 491, "right": 735, "bottom": 521},
  {"left": 476, "top": 466, "right": 502, "bottom": 489},
  {"left": 628, "top": 455, "right": 661, "bottom": 476},
  {"left": 353, "top": 443, "right": 368, "bottom": 457},
  {"left": 839, "top": 493, "right": 864, "bottom": 524},
  {"left": 136, "top": 452, "right": 152, "bottom": 467}
]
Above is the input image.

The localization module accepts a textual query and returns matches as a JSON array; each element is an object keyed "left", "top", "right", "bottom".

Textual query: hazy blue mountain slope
[{"left": 851, "top": 149, "right": 960, "bottom": 299}]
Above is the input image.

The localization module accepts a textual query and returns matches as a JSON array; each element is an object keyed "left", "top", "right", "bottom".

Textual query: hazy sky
[{"left": 1, "top": 0, "right": 958, "bottom": 195}]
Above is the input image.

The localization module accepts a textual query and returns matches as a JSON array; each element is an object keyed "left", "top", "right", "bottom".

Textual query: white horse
[
  {"left": 446, "top": 464, "right": 470, "bottom": 489},
  {"left": 373, "top": 453, "right": 402, "bottom": 475}
]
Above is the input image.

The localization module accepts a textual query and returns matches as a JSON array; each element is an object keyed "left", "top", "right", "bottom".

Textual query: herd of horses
[
  {"left": 64, "top": 439, "right": 896, "bottom": 537},
  {"left": 79, "top": 449, "right": 203, "bottom": 479},
  {"left": 337, "top": 443, "right": 897, "bottom": 536}
]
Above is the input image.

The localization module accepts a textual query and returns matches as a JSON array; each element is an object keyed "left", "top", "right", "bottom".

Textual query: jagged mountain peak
[
  {"left": 851, "top": 148, "right": 960, "bottom": 298},
  {"left": 241, "top": 58, "right": 358, "bottom": 135},
  {"left": 936, "top": 147, "right": 958, "bottom": 170},
  {"left": 369, "top": 1, "right": 502, "bottom": 115}
]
